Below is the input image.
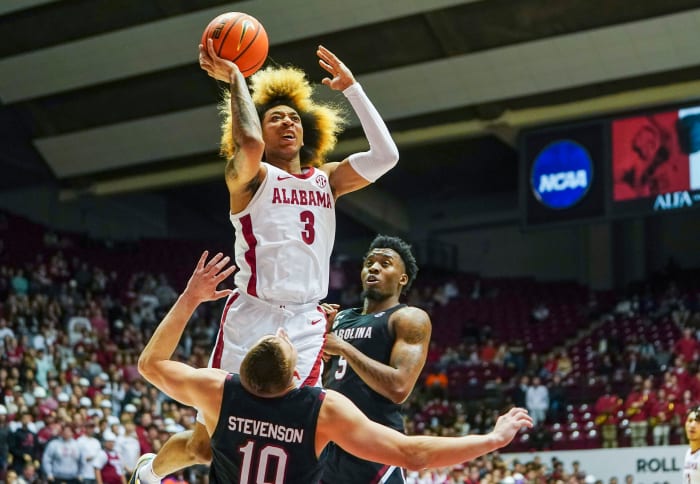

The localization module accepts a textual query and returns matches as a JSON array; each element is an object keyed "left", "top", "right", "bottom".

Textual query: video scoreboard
[{"left": 520, "top": 101, "right": 700, "bottom": 228}]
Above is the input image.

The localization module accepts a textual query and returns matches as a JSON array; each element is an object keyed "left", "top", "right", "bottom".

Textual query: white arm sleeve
[{"left": 343, "top": 83, "right": 399, "bottom": 182}]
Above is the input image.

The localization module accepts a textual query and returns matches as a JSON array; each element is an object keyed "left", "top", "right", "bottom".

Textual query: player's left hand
[
  {"left": 317, "top": 45, "right": 355, "bottom": 92},
  {"left": 183, "top": 251, "right": 236, "bottom": 303}
]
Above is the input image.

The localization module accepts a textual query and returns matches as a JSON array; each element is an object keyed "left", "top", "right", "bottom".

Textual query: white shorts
[
  {"left": 197, "top": 290, "right": 326, "bottom": 425},
  {"left": 208, "top": 289, "right": 326, "bottom": 387}
]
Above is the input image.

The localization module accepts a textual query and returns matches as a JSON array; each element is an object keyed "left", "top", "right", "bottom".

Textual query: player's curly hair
[
  {"left": 219, "top": 66, "right": 346, "bottom": 167},
  {"left": 367, "top": 235, "right": 419, "bottom": 295}
]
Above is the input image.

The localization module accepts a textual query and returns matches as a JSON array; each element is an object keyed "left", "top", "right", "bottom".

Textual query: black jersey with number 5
[
  {"left": 210, "top": 374, "right": 325, "bottom": 484},
  {"left": 324, "top": 304, "right": 406, "bottom": 430},
  {"left": 321, "top": 304, "right": 408, "bottom": 484}
]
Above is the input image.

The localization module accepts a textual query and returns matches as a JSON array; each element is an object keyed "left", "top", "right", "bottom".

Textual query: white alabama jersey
[
  {"left": 230, "top": 163, "right": 335, "bottom": 304},
  {"left": 685, "top": 448, "right": 700, "bottom": 484}
]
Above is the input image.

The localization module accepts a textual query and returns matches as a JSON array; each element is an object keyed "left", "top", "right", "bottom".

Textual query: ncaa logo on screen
[{"left": 531, "top": 140, "right": 593, "bottom": 209}]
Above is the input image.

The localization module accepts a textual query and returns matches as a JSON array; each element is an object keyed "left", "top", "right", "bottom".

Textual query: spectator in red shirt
[
  {"left": 3, "top": 336, "right": 23, "bottom": 367},
  {"left": 662, "top": 370, "right": 684, "bottom": 402},
  {"left": 674, "top": 355, "right": 693, "bottom": 390},
  {"left": 594, "top": 385, "right": 622, "bottom": 448},
  {"left": 650, "top": 387, "right": 673, "bottom": 446},
  {"left": 624, "top": 376, "right": 652, "bottom": 446},
  {"left": 94, "top": 432, "right": 127, "bottom": 484},
  {"left": 480, "top": 339, "right": 498, "bottom": 363},
  {"left": 463, "top": 465, "right": 481, "bottom": 484},
  {"left": 674, "top": 327, "right": 700, "bottom": 364}
]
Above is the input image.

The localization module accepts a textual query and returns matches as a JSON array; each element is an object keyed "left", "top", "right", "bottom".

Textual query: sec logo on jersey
[{"left": 315, "top": 174, "right": 327, "bottom": 188}]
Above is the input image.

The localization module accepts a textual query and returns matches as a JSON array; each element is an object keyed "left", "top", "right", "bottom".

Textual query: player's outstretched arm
[
  {"left": 317, "top": 390, "right": 533, "bottom": 470},
  {"left": 324, "top": 306, "right": 431, "bottom": 403},
  {"left": 316, "top": 45, "right": 399, "bottom": 198},
  {"left": 138, "top": 252, "right": 234, "bottom": 407}
]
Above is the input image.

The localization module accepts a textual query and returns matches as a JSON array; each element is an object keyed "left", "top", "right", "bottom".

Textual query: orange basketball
[{"left": 201, "top": 12, "right": 268, "bottom": 78}]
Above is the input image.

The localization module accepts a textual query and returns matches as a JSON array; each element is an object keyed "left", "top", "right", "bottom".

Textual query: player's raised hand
[
  {"left": 199, "top": 39, "right": 241, "bottom": 82},
  {"left": 317, "top": 45, "right": 355, "bottom": 91},
  {"left": 184, "top": 251, "right": 236, "bottom": 303}
]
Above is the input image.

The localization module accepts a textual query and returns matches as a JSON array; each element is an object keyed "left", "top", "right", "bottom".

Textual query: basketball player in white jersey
[
  {"left": 130, "top": 42, "right": 399, "bottom": 484},
  {"left": 684, "top": 405, "right": 700, "bottom": 484}
]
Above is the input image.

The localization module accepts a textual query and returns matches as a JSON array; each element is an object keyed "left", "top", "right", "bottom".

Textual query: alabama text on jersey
[{"left": 230, "top": 163, "right": 335, "bottom": 304}]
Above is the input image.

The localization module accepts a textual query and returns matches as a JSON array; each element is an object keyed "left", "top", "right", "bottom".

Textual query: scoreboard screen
[
  {"left": 520, "top": 101, "right": 700, "bottom": 228},
  {"left": 610, "top": 105, "right": 700, "bottom": 215}
]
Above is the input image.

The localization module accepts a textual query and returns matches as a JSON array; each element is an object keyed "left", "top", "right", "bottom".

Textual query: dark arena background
[{"left": 1, "top": 1, "right": 700, "bottom": 482}]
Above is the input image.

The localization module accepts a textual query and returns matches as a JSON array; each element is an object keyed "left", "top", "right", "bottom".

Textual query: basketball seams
[
  {"left": 241, "top": 52, "right": 267, "bottom": 77},
  {"left": 217, "top": 13, "right": 245, "bottom": 58},
  {"left": 229, "top": 25, "right": 261, "bottom": 66}
]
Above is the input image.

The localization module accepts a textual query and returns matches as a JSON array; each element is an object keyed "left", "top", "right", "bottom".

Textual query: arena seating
[{"left": 0, "top": 208, "right": 698, "bottom": 483}]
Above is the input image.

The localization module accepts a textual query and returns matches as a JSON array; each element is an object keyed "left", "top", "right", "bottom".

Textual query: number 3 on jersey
[{"left": 300, "top": 210, "right": 315, "bottom": 244}]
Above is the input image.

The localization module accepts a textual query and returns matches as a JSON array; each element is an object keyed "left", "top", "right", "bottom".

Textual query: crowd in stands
[
  {"left": 0, "top": 211, "right": 226, "bottom": 483},
  {"left": 394, "top": 261, "right": 700, "bottom": 481},
  {"left": 403, "top": 268, "right": 699, "bottom": 451},
  {"left": 404, "top": 454, "right": 635, "bottom": 484},
  {"left": 1, "top": 209, "right": 699, "bottom": 483}
]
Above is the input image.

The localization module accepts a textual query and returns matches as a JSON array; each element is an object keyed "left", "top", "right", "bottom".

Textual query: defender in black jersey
[
  {"left": 321, "top": 235, "right": 432, "bottom": 484},
  {"left": 210, "top": 374, "right": 325, "bottom": 484},
  {"left": 133, "top": 251, "right": 532, "bottom": 484}
]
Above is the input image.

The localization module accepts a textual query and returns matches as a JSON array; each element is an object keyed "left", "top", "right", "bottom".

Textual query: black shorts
[{"left": 320, "top": 443, "right": 405, "bottom": 484}]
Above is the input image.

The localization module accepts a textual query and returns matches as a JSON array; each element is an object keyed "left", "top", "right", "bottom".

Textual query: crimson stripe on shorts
[
  {"left": 240, "top": 214, "right": 258, "bottom": 297},
  {"left": 211, "top": 292, "right": 239, "bottom": 369},
  {"left": 370, "top": 465, "right": 393, "bottom": 484},
  {"left": 301, "top": 330, "right": 326, "bottom": 388}
]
